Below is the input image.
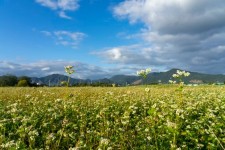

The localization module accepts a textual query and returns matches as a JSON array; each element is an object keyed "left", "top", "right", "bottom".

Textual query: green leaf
[{"left": 147, "top": 108, "right": 156, "bottom": 115}]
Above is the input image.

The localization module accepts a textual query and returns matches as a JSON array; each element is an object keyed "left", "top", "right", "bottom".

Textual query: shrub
[{"left": 17, "top": 79, "right": 29, "bottom": 87}]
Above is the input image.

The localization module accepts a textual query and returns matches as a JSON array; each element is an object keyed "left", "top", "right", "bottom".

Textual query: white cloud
[
  {"left": 110, "top": 0, "right": 225, "bottom": 74},
  {"left": 36, "top": 0, "right": 58, "bottom": 9},
  {"left": 36, "top": 0, "right": 79, "bottom": 19},
  {"left": 41, "top": 67, "right": 50, "bottom": 71},
  {"left": 93, "top": 45, "right": 171, "bottom": 66},
  {"left": 58, "top": 11, "right": 72, "bottom": 19},
  {"left": 114, "top": 0, "right": 225, "bottom": 34},
  {"left": 106, "top": 48, "right": 122, "bottom": 60},
  {"left": 41, "top": 30, "right": 86, "bottom": 48},
  {"left": 0, "top": 60, "right": 145, "bottom": 79}
]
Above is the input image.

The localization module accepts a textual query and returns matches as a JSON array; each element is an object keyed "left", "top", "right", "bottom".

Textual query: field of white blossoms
[{"left": 0, "top": 85, "right": 225, "bottom": 149}]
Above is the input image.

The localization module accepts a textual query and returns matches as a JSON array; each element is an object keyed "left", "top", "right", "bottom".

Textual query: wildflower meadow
[{"left": 0, "top": 69, "right": 225, "bottom": 149}]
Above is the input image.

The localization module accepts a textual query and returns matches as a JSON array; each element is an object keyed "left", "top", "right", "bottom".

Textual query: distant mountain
[
  {"left": 161, "top": 69, "right": 225, "bottom": 84},
  {"left": 94, "top": 78, "right": 113, "bottom": 84},
  {"left": 31, "top": 74, "right": 88, "bottom": 86},
  {"left": 110, "top": 75, "right": 140, "bottom": 85},
  {"left": 143, "top": 69, "right": 225, "bottom": 84},
  {"left": 31, "top": 69, "right": 225, "bottom": 86}
]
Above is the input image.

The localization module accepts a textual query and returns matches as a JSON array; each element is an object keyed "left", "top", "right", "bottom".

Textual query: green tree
[
  {"left": 18, "top": 76, "right": 32, "bottom": 86},
  {"left": 17, "top": 79, "right": 29, "bottom": 87},
  {"left": 0, "top": 75, "right": 18, "bottom": 86}
]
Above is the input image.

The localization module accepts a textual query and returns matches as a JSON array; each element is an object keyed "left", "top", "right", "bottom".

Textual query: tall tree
[{"left": 0, "top": 75, "right": 18, "bottom": 86}]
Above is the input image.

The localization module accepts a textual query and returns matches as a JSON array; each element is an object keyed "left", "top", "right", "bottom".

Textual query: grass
[{"left": 0, "top": 85, "right": 225, "bottom": 149}]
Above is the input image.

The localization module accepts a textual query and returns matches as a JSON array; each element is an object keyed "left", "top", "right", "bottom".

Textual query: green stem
[{"left": 57, "top": 128, "right": 64, "bottom": 148}]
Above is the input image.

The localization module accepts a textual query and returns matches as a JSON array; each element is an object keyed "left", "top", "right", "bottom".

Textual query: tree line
[
  {"left": 0, "top": 75, "right": 117, "bottom": 87},
  {"left": 0, "top": 75, "right": 35, "bottom": 87}
]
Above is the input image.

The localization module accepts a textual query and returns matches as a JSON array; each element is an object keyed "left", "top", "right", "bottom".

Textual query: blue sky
[
  {"left": 1, "top": 0, "right": 225, "bottom": 79},
  {"left": 0, "top": 0, "right": 134, "bottom": 61}
]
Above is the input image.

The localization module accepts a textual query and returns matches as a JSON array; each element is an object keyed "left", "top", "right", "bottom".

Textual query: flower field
[{"left": 0, "top": 86, "right": 225, "bottom": 149}]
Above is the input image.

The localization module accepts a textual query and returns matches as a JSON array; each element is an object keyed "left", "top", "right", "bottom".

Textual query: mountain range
[{"left": 31, "top": 69, "right": 225, "bottom": 86}]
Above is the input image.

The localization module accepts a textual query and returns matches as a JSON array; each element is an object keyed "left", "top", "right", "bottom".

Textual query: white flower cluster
[
  {"left": 172, "top": 70, "right": 190, "bottom": 78},
  {"left": 137, "top": 68, "right": 151, "bottom": 78},
  {"left": 64, "top": 65, "right": 75, "bottom": 75},
  {"left": 100, "top": 138, "right": 110, "bottom": 145},
  {"left": 169, "top": 70, "right": 190, "bottom": 84},
  {"left": 168, "top": 80, "right": 177, "bottom": 84}
]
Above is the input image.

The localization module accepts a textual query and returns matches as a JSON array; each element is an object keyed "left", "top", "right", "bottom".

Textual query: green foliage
[
  {"left": 17, "top": 79, "right": 29, "bottom": 87},
  {"left": 18, "top": 76, "right": 32, "bottom": 86},
  {"left": 0, "top": 75, "right": 18, "bottom": 86},
  {"left": 0, "top": 86, "right": 225, "bottom": 149}
]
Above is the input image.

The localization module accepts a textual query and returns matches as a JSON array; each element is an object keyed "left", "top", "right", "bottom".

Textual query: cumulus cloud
[
  {"left": 93, "top": 45, "right": 173, "bottom": 69},
  {"left": 114, "top": 0, "right": 225, "bottom": 34},
  {"left": 41, "top": 30, "right": 86, "bottom": 48},
  {"left": 0, "top": 60, "right": 143, "bottom": 79},
  {"left": 36, "top": 0, "right": 79, "bottom": 19},
  {"left": 110, "top": 0, "right": 225, "bottom": 74}
]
